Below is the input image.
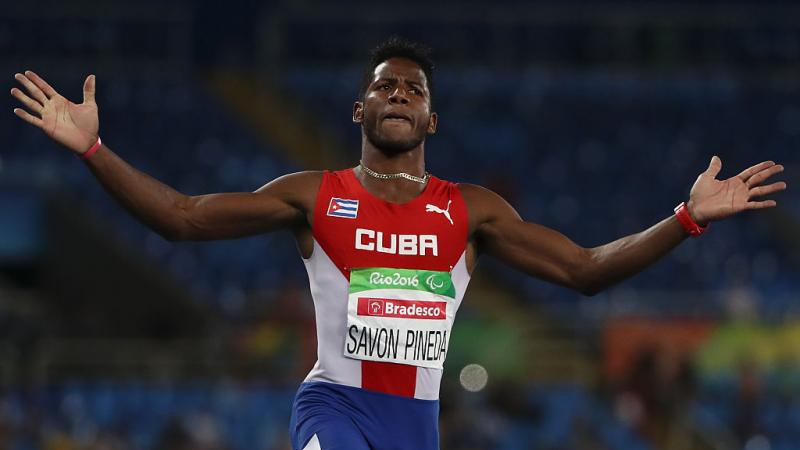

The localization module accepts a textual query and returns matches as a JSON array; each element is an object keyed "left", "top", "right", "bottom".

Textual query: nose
[{"left": 388, "top": 88, "right": 410, "bottom": 105}]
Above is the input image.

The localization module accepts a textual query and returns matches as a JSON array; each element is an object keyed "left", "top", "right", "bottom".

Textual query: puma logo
[{"left": 425, "top": 200, "right": 453, "bottom": 225}]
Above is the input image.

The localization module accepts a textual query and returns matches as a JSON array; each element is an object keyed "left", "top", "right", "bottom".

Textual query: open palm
[
  {"left": 688, "top": 156, "right": 786, "bottom": 224},
  {"left": 11, "top": 71, "right": 99, "bottom": 154}
]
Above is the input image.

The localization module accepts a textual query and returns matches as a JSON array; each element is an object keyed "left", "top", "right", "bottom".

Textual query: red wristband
[
  {"left": 80, "top": 136, "right": 102, "bottom": 160},
  {"left": 674, "top": 202, "right": 708, "bottom": 237}
]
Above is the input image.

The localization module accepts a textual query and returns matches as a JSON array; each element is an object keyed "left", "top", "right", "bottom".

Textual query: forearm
[
  {"left": 580, "top": 215, "right": 688, "bottom": 295},
  {"left": 83, "top": 144, "right": 189, "bottom": 240}
]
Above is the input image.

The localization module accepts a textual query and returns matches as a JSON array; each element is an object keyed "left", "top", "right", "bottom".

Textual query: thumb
[
  {"left": 706, "top": 155, "right": 722, "bottom": 178},
  {"left": 83, "top": 74, "right": 96, "bottom": 104}
]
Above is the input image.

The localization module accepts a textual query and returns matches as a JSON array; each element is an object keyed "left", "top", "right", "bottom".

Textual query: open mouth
[{"left": 382, "top": 112, "right": 412, "bottom": 124}]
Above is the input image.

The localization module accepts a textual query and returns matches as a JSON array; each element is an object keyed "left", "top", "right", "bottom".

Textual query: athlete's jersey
[{"left": 302, "top": 168, "right": 471, "bottom": 400}]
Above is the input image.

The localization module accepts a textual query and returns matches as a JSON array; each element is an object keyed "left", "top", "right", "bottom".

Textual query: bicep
[
  {"left": 469, "top": 186, "right": 588, "bottom": 289},
  {"left": 176, "top": 171, "right": 319, "bottom": 241}
]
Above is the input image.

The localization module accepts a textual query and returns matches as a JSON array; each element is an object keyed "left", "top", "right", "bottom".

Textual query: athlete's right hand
[{"left": 11, "top": 71, "right": 99, "bottom": 155}]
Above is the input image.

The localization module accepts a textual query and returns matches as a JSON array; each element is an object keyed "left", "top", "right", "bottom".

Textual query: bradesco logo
[{"left": 357, "top": 298, "right": 447, "bottom": 320}]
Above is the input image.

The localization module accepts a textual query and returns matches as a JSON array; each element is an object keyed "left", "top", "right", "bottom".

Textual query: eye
[
  {"left": 409, "top": 88, "right": 421, "bottom": 95},
  {"left": 378, "top": 84, "right": 391, "bottom": 90}
]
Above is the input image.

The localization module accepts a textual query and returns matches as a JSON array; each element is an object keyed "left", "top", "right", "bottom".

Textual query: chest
[{"left": 312, "top": 178, "right": 467, "bottom": 275}]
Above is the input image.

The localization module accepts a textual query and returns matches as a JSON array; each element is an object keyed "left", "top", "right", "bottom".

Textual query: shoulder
[
  {"left": 274, "top": 170, "right": 325, "bottom": 184},
  {"left": 256, "top": 170, "right": 324, "bottom": 193},
  {"left": 458, "top": 183, "right": 498, "bottom": 202},
  {"left": 458, "top": 183, "right": 517, "bottom": 214},
  {"left": 254, "top": 170, "right": 325, "bottom": 211},
  {"left": 457, "top": 183, "right": 522, "bottom": 234}
]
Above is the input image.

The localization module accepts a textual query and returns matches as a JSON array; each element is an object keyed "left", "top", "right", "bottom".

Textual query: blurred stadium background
[{"left": 1, "top": 1, "right": 799, "bottom": 449}]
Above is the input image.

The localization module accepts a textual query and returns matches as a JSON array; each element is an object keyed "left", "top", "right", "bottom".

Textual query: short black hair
[{"left": 359, "top": 36, "right": 435, "bottom": 104}]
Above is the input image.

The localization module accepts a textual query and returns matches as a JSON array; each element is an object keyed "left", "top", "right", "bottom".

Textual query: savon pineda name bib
[{"left": 344, "top": 267, "right": 456, "bottom": 370}]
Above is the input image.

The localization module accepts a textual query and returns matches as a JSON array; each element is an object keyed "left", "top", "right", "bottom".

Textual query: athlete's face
[{"left": 353, "top": 57, "right": 437, "bottom": 154}]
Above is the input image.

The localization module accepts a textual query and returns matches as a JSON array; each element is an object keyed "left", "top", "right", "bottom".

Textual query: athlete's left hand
[{"left": 687, "top": 156, "right": 787, "bottom": 225}]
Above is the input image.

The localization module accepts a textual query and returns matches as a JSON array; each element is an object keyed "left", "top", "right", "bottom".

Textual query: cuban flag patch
[{"left": 327, "top": 197, "right": 359, "bottom": 219}]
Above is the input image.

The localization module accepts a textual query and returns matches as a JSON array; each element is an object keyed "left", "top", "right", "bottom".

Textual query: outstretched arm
[
  {"left": 462, "top": 156, "right": 786, "bottom": 296},
  {"left": 85, "top": 148, "right": 319, "bottom": 241},
  {"left": 11, "top": 71, "right": 319, "bottom": 241}
]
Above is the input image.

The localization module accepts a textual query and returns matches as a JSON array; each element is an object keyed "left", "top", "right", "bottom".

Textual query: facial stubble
[{"left": 363, "top": 106, "right": 429, "bottom": 155}]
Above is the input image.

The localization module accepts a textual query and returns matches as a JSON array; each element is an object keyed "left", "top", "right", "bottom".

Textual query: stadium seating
[
  {"left": 0, "top": 381, "right": 653, "bottom": 450},
  {"left": 4, "top": 67, "right": 799, "bottom": 450},
  {"left": 5, "top": 69, "right": 796, "bottom": 316},
  {"left": 3, "top": 77, "right": 305, "bottom": 314}
]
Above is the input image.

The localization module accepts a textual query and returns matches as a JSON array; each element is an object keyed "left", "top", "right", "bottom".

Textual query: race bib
[{"left": 344, "top": 267, "right": 456, "bottom": 370}]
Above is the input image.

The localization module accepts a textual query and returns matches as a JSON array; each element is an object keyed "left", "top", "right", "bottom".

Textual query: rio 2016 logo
[
  {"left": 425, "top": 274, "right": 444, "bottom": 290},
  {"left": 369, "top": 272, "right": 419, "bottom": 287}
]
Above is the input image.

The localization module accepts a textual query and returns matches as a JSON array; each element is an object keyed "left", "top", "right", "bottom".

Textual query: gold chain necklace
[{"left": 359, "top": 160, "right": 429, "bottom": 184}]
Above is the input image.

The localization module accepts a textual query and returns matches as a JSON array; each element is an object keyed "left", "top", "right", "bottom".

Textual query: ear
[
  {"left": 353, "top": 101, "right": 364, "bottom": 124},
  {"left": 426, "top": 112, "right": 438, "bottom": 134}
]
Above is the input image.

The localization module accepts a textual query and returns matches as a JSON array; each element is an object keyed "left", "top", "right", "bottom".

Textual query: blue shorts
[{"left": 289, "top": 381, "right": 440, "bottom": 450}]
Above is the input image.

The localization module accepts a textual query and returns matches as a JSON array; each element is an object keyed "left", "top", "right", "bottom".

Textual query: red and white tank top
[{"left": 302, "top": 168, "right": 471, "bottom": 400}]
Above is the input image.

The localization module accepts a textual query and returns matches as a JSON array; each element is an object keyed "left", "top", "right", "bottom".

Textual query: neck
[
  {"left": 360, "top": 139, "right": 426, "bottom": 178},
  {"left": 356, "top": 138, "right": 428, "bottom": 203}
]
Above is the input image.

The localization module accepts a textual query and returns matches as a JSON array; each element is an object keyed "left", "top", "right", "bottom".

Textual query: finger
[
  {"left": 737, "top": 160, "right": 775, "bottom": 183},
  {"left": 706, "top": 155, "right": 722, "bottom": 178},
  {"left": 24, "top": 70, "right": 58, "bottom": 99},
  {"left": 83, "top": 74, "right": 96, "bottom": 104},
  {"left": 745, "top": 200, "right": 777, "bottom": 209},
  {"left": 13, "top": 107, "right": 43, "bottom": 128},
  {"left": 10, "top": 87, "right": 43, "bottom": 114},
  {"left": 746, "top": 164, "right": 784, "bottom": 188},
  {"left": 749, "top": 181, "right": 787, "bottom": 198},
  {"left": 14, "top": 73, "right": 47, "bottom": 104}
]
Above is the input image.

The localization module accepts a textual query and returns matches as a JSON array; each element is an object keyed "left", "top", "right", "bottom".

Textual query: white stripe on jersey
[{"left": 302, "top": 434, "right": 321, "bottom": 450}]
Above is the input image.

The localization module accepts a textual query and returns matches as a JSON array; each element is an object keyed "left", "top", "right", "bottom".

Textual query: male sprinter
[{"left": 11, "top": 38, "right": 786, "bottom": 450}]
